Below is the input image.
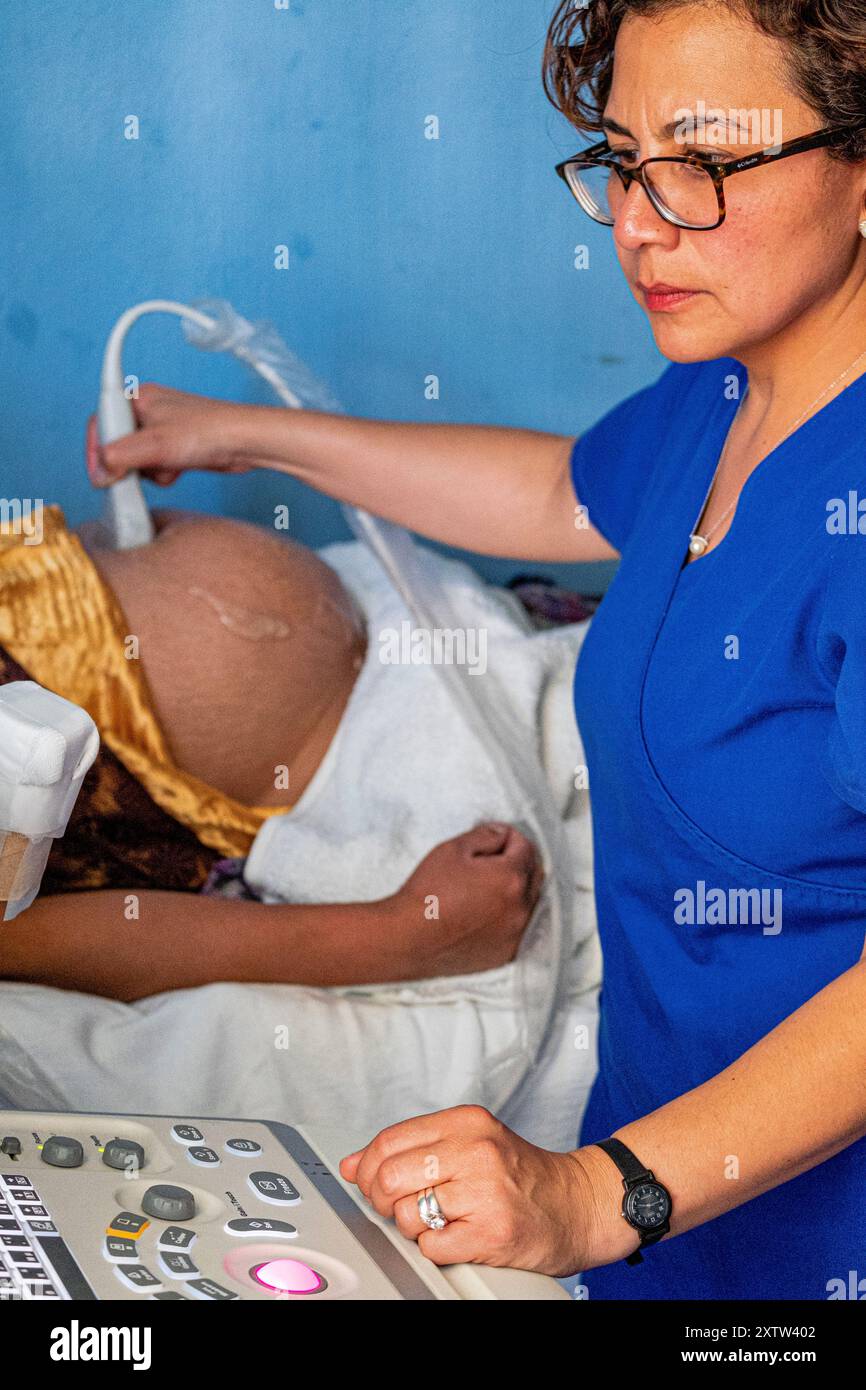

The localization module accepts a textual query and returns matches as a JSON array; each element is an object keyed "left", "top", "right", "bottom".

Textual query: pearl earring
[{"left": 860, "top": 217, "right": 866, "bottom": 239}]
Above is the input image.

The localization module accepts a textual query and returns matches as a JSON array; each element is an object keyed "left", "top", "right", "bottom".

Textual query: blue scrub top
[{"left": 571, "top": 357, "right": 866, "bottom": 1300}]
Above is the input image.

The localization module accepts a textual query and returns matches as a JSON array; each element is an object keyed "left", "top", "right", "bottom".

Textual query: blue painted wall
[{"left": 1, "top": 0, "right": 665, "bottom": 592}]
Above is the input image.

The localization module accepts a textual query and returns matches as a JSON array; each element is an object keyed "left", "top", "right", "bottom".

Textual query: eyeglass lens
[{"left": 566, "top": 160, "right": 720, "bottom": 229}]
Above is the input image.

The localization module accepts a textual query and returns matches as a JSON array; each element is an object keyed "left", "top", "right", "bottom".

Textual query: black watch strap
[{"left": 595, "top": 1136, "right": 652, "bottom": 1185}]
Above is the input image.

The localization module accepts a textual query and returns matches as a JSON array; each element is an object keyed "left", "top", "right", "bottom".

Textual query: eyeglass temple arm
[
  {"left": 718, "top": 128, "right": 845, "bottom": 176},
  {"left": 559, "top": 128, "right": 844, "bottom": 178}
]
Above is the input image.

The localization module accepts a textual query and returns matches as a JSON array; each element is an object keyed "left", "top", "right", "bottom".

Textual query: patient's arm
[
  {"left": 0, "top": 891, "right": 400, "bottom": 1001},
  {"left": 0, "top": 825, "right": 542, "bottom": 1001}
]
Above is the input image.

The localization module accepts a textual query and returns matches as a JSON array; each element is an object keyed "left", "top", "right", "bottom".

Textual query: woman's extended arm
[
  {"left": 226, "top": 405, "right": 615, "bottom": 563},
  {"left": 0, "top": 824, "right": 542, "bottom": 1003},
  {"left": 0, "top": 890, "right": 403, "bottom": 1002},
  {"left": 339, "top": 953, "right": 866, "bottom": 1275},
  {"left": 87, "top": 386, "right": 619, "bottom": 564}
]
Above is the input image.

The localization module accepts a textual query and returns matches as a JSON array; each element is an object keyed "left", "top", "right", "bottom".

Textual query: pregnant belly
[{"left": 86, "top": 509, "right": 368, "bottom": 808}]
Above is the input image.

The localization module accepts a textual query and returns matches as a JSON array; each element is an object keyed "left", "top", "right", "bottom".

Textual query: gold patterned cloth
[{"left": 0, "top": 505, "right": 285, "bottom": 862}]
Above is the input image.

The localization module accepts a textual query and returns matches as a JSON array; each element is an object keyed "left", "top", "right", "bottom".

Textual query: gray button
[
  {"left": 153, "top": 1290, "right": 187, "bottom": 1300},
  {"left": 225, "top": 1138, "right": 262, "bottom": 1155},
  {"left": 2, "top": 1175, "right": 33, "bottom": 1187},
  {"left": 141, "top": 1184, "right": 196, "bottom": 1223},
  {"left": 102, "top": 1138, "right": 145, "bottom": 1172},
  {"left": 248, "top": 1171, "right": 300, "bottom": 1205},
  {"left": 0, "top": 1137, "right": 22, "bottom": 1158},
  {"left": 157, "top": 1226, "right": 197, "bottom": 1251},
  {"left": 186, "top": 1277, "right": 238, "bottom": 1300},
  {"left": 186, "top": 1146, "right": 220, "bottom": 1167},
  {"left": 104, "top": 1235, "right": 139, "bottom": 1263},
  {"left": 225, "top": 1217, "right": 297, "bottom": 1238},
  {"left": 159, "top": 1251, "right": 199, "bottom": 1280},
  {"left": 115, "top": 1264, "right": 163, "bottom": 1292},
  {"left": 171, "top": 1124, "right": 204, "bottom": 1146},
  {"left": 40, "top": 1137, "right": 84, "bottom": 1168}
]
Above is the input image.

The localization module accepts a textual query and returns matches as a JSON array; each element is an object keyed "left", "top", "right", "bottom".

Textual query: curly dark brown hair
[{"left": 542, "top": 0, "right": 866, "bottom": 162}]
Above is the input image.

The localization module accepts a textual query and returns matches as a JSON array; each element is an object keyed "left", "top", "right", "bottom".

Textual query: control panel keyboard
[{"left": 0, "top": 1111, "right": 568, "bottom": 1301}]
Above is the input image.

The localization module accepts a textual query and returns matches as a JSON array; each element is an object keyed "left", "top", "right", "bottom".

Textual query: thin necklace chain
[{"left": 688, "top": 346, "right": 866, "bottom": 555}]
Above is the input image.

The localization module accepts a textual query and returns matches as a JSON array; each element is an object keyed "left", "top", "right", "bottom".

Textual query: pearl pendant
[{"left": 688, "top": 535, "right": 708, "bottom": 555}]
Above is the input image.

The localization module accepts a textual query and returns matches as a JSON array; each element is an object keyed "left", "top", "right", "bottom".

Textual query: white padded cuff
[{"left": 0, "top": 682, "right": 100, "bottom": 839}]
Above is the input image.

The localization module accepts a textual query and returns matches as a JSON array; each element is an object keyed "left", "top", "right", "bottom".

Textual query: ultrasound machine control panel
[{"left": 0, "top": 1111, "right": 569, "bottom": 1301}]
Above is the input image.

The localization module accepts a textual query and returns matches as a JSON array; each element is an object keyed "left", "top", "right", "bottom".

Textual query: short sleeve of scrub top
[{"left": 568, "top": 353, "right": 866, "bottom": 1301}]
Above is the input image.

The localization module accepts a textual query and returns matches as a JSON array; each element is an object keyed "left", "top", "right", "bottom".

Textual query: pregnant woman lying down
[{"left": 0, "top": 505, "right": 541, "bottom": 1001}]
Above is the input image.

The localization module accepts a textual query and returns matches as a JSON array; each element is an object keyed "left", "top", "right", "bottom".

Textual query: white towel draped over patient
[{"left": 244, "top": 540, "right": 594, "bottom": 916}]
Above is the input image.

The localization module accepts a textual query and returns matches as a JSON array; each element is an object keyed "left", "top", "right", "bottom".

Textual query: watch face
[{"left": 625, "top": 1181, "right": 671, "bottom": 1230}]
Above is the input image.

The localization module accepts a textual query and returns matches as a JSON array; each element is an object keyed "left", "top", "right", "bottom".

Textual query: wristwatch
[{"left": 594, "top": 1137, "right": 672, "bottom": 1265}]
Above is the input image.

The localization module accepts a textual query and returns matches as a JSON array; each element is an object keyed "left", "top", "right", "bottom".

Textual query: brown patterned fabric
[{"left": 0, "top": 643, "right": 218, "bottom": 895}]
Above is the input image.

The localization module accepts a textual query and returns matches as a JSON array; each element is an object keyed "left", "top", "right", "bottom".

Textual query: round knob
[
  {"left": 141, "top": 1184, "right": 196, "bottom": 1223},
  {"left": 102, "top": 1138, "right": 145, "bottom": 1172},
  {"left": 41, "top": 1136, "right": 85, "bottom": 1168}
]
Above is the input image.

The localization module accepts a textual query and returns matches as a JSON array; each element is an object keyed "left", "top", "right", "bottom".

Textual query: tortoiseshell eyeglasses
[{"left": 555, "top": 127, "right": 850, "bottom": 231}]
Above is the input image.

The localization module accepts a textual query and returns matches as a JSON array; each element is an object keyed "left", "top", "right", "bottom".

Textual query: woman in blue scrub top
[
  {"left": 90, "top": 1, "right": 866, "bottom": 1301},
  {"left": 340, "top": 1, "right": 866, "bottom": 1301}
]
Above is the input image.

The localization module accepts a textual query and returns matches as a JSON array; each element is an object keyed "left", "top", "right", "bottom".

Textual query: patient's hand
[{"left": 388, "top": 824, "right": 543, "bottom": 977}]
